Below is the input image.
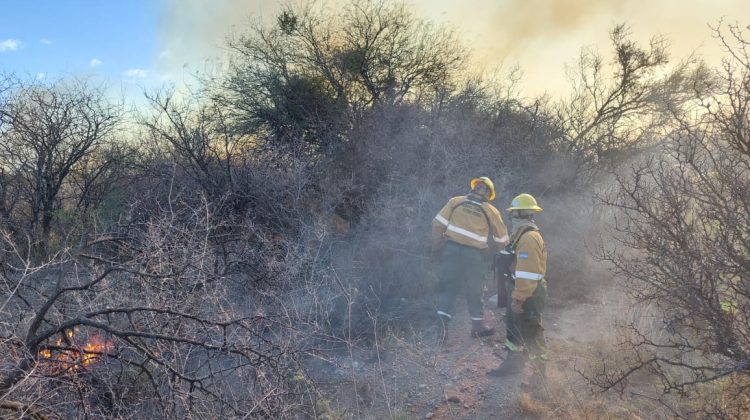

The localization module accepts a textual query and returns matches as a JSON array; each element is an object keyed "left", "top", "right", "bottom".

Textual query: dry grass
[
  {"left": 513, "top": 332, "right": 650, "bottom": 420},
  {"left": 518, "top": 390, "right": 644, "bottom": 420},
  {"left": 518, "top": 391, "right": 553, "bottom": 417}
]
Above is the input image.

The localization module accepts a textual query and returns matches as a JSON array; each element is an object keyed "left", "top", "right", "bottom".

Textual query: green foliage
[
  {"left": 277, "top": 10, "right": 298, "bottom": 35},
  {"left": 222, "top": 0, "right": 466, "bottom": 155}
]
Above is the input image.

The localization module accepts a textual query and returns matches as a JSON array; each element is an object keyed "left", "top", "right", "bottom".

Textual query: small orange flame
[
  {"left": 38, "top": 328, "right": 115, "bottom": 374},
  {"left": 81, "top": 334, "right": 115, "bottom": 367}
]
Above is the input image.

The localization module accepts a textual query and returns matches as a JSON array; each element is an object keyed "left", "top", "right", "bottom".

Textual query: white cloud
[
  {"left": 0, "top": 39, "right": 22, "bottom": 52},
  {"left": 90, "top": 58, "right": 102, "bottom": 68},
  {"left": 123, "top": 68, "right": 148, "bottom": 78},
  {"left": 36, "top": 73, "right": 46, "bottom": 80},
  {"left": 159, "top": 50, "right": 172, "bottom": 59},
  {"left": 39, "top": 38, "right": 53, "bottom": 45}
]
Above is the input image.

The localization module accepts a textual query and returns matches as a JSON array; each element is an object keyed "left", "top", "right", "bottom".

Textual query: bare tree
[
  {"left": 66, "top": 141, "right": 136, "bottom": 218},
  {"left": 553, "top": 24, "right": 700, "bottom": 186},
  {"left": 139, "top": 89, "right": 254, "bottom": 204},
  {"left": 591, "top": 22, "right": 750, "bottom": 418},
  {"left": 0, "top": 74, "right": 20, "bottom": 233},
  {"left": 221, "top": 0, "right": 466, "bottom": 154},
  {"left": 0, "top": 78, "right": 123, "bottom": 254}
]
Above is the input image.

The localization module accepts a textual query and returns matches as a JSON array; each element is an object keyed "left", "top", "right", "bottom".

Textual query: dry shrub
[
  {"left": 589, "top": 21, "right": 750, "bottom": 413},
  {"left": 519, "top": 379, "right": 646, "bottom": 420},
  {"left": 518, "top": 391, "right": 553, "bottom": 417},
  {"left": 0, "top": 183, "right": 345, "bottom": 418}
]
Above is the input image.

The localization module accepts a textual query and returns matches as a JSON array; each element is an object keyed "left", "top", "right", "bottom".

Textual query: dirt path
[
  {"left": 312, "top": 300, "right": 619, "bottom": 419},
  {"left": 422, "top": 311, "right": 517, "bottom": 419}
]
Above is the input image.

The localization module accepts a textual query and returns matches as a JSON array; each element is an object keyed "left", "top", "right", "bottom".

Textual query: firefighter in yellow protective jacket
[
  {"left": 488, "top": 193, "right": 548, "bottom": 379},
  {"left": 432, "top": 177, "right": 509, "bottom": 338}
]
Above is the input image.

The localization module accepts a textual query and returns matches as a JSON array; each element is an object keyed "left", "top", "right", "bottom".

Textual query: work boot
[
  {"left": 487, "top": 351, "right": 526, "bottom": 377},
  {"left": 471, "top": 319, "right": 495, "bottom": 337}
]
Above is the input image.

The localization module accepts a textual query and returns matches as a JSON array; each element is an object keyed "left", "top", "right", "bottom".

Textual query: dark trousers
[
  {"left": 437, "top": 241, "right": 487, "bottom": 320},
  {"left": 505, "top": 279, "right": 548, "bottom": 359}
]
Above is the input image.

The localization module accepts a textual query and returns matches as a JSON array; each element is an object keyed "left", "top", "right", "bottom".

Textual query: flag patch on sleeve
[{"left": 518, "top": 252, "right": 529, "bottom": 259}]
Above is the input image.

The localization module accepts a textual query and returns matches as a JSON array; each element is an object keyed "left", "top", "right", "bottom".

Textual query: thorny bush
[
  {"left": 0, "top": 190, "right": 345, "bottom": 419},
  {"left": 592, "top": 22, "right": 750, "bottom": 418}
]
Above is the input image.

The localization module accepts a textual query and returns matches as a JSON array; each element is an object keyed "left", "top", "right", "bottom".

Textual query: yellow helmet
[
  {"left": 507, "top": 193, "right": 542, "bottom": 213},
  {"left": 470, "top": 177, "right": 496, "bottom": 200}
]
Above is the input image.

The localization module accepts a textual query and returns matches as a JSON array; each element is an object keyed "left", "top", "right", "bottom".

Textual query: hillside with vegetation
[{"left": 0, "top": 2, "right": 748, "bottom": 418}]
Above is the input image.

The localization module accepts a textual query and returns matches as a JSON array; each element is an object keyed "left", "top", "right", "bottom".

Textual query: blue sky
[{"left": 1, "top": 0, "right": 162, "bottom": 85}]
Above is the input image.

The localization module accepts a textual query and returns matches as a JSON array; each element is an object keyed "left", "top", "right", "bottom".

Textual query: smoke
[
  {"left": 156, "top": 0, "right": 748, "bottom": 96},
  {"left": 484, "top": 0, "right": 617, "bottom": 57},
  {"left": 421, "top": 0, "right": 744, "bottom": 57},
  {"left": 156, "top": 0, "right": 283, "bottom": 75},
  {"left": 416, "top": 0, "right": 747, "bottom": 97}
]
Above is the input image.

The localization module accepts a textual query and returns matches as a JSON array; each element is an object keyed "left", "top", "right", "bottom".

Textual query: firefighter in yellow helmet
[
  {"left": 431, "top": 177, "right": 509, "bottom": 339},
  {"left": 488, "top": 193, "right": 548, "bottom": 380}
]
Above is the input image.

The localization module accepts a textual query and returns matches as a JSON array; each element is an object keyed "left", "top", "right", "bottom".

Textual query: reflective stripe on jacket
[
  {"left": 511, "top": 230, "right": 547, "bottom": 303},
  {"left": 432, "top": 195, "right": 509, "bottom": 251}
]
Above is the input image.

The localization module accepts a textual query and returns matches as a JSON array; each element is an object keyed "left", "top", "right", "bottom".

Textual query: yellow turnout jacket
[
  {"left": 432, "top": 195, "right": 509, "bottom": 252},
  {"left": 510, "top": 228, "right": 547, "bottom": 303}
]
